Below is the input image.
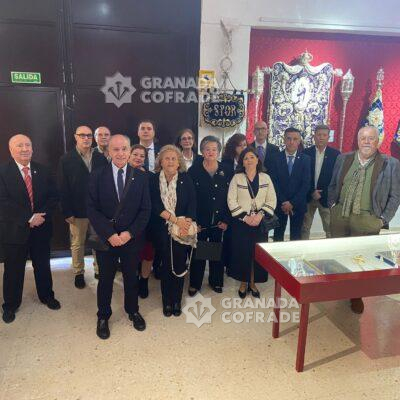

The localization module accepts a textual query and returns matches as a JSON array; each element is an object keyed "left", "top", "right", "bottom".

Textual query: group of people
[{"left": 1, "top": 118, "right": 399, "bottom": 340}]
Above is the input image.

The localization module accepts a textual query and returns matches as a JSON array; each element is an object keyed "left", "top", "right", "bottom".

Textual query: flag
[{"left": 364, "top": 87, "right": 384, "bottom": 143}]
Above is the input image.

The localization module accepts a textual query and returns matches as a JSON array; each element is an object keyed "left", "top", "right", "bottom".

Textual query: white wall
[{"left": 199, "top": 0, "right": 400, "bottom": 230}]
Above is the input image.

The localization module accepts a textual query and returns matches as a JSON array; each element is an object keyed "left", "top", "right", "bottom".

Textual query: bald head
[
  {"left": 9, "top": 134, "right": 33, "bottom": 166},
  {"left": 253, "top": 120, "right": 268, "bottom": 144},
  {"left": 358, "top": 126, "right": 379, "bottom": 161},
  {"left": 109, "top": 135, "right": 131, "bottom": 168},
  {"left": 94, "top": 126, "right": 111, "bottom": 148}
]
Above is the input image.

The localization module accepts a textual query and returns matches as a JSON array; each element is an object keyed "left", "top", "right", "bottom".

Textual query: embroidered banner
[
  {"left": 268, "top": 62, "right": 334, "bottom": 149},
  {"left": 202, "top": 93, "right": 245, "bottom": 128}
]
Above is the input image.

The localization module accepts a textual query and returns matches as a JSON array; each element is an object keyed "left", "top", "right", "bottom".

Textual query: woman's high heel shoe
[
  {"left": 247, "top": 285, "right": 260, "bottom": 298},
  {"left": 238, "top": 288, "right": 247, "bottom": 299}
]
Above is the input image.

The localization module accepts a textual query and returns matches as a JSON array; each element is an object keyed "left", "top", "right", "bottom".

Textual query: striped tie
[{"left": 22, "top": 166, "right": 34, "bottom": 209}]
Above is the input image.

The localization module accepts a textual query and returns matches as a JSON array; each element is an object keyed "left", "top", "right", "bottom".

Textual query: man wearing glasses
[
  {"left": 249, "top": 120, "right": 280, "bottom": 174},
  {"left": 59, "top": 126, "right": 108, "bottom": 288}
]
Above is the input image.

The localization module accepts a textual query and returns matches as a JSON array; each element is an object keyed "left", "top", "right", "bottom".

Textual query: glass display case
[{"left": 255, "top": 233, "right": 400, "bottom": 372}]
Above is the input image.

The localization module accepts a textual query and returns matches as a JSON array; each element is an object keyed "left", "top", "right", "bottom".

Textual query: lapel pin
[{"left": 33, "top": 170, "right": 37, "bottom": 174}]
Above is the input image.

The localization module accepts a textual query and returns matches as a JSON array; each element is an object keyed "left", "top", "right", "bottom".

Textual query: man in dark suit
[
  {"left": 137, "top": 119, "right": 160, "bottom": 172},
  {"left": 301, "top": 125, "right": 340, "bottom": 239},
  {"left": 0, "top": 134, "right": 60, "bottom": 323},
  {"left": 249, "top": 120, "right": 280, "bottom": 174},
  {"left": 59, "top": 126, "right": 108, "bottom": 288},
  {"left": 269, "top": 128, "right": 311, "bottom": 241},
  {"left": 87, "top": 134, "right": 151, "bottom": 339},
  {"left": 94, "top": 126, "right": 111, "bottom": 160}
]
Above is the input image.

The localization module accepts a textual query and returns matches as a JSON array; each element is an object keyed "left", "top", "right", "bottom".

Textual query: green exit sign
[{"left": 11, "top": 71, "right": 41, "bottom": 84}]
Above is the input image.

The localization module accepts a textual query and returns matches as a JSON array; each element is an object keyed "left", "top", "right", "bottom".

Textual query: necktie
[
  {"left": 117, "top": 168, "right": 124, "bottom": 201},
  {"left": 287, "top": 156, "right": 294, "bottom": 175},
  {"left": 144, "top": 153, "right": 149, "bottom": 170},
  {"left": 257, "top": 145, "right": 265, "bottom": 162},
  {"left": 22, "top": 166, "right": 34, "bottom": 209}
]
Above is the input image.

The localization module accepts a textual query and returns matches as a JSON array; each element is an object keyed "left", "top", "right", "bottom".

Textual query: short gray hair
[
  {"left": 199, "top": 135, "right": 222, "bottom": 153},
  {"left": 358, "top": 126, "right": 379, "bottom": 140}
]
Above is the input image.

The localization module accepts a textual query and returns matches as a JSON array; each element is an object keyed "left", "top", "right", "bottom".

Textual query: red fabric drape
[{"left": 247, "top": 29, "right": 400, "bottom": 155}]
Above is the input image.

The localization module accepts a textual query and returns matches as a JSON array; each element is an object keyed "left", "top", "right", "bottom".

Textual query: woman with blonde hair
[{"left": 148, "top": 145, "right": 197, "bottom": 317}]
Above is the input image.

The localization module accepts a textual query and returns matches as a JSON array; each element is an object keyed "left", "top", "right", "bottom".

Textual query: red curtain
[{"left": 247, "top": 29, "right": 400, "bottom": 155}]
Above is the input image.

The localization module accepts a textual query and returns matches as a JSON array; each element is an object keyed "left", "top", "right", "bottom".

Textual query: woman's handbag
[
  {"left": 195, "top": 226, "right": 223, "bottom": 261},
  {"left": 259, "top": 213, "right": 280, "bottom": 235}
]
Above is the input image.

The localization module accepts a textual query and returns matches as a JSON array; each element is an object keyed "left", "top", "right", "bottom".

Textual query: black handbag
[
  {"left": 195, "top": 226, "right": 223, "bottom": 261},
  {"left": 259, "top": 213, "right": 280, "bottom": 235},
  {"left": 86, "top": 168, "right": 135, "bottom": 252}
]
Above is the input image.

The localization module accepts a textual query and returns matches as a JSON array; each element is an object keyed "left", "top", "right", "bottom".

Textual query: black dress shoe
[
  {"left": 74, "top": 274, "right": 86, "bottom": 289},
  {"left": 43, "top": 298, "right": 61, "bottom": 310},
  {"left": 210, "top": 285, "right": 223, "bottom": 294},
  {"left": 188, "top": 287, "right": 198, "bottom": 297},
  {"left": 248, "top": 285, "right": 260, "bottom": 298},
  {"left": 96, "top": 319, "right": 110, "bottom": 339},
  {"left": 238, "top": 289, "right": 247, "bottom": 299},
  {"left": 2, "top": 310, "right": 15, "bottom": 324},
  {"left": 163, "top": 305, "right": 173, "bottom": 317},
  {"left": 130, "top": 312, "right": 146, "bottom": 331},
  {"left": 172, "top": 303, "right": 182, "bottom": 317},
  {"left": 138, "top": 277, "right": 149, "bottom": 299}
]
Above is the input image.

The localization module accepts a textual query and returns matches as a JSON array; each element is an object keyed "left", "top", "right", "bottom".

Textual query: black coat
[
  {"left": 188, "top": 161, "right": 230, "bottom": 228},
  {"left": 249, "top": 141, "right": 280, "bottom": 174},
  {"left": 148, "top": 172, "right": 196, "bottom": 242},
  {"left": 269, "top": 150, "right": 311, "bottom": 214},
  {"left": 0, "top": 160, "right": 58, "bottom": 245},
  {"left": 87, "top": 163, "right": 151, "bottom": 243},
  {"left": 303, "top": 145, "right": 340, "bottom": 208},
  {"left": 59, "top": 148, "right": 108, "bottom": 218}
]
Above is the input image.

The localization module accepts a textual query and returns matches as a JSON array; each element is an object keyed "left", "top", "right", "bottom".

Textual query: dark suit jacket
[
  {"left": 148, "top": 172, "right": 196, "bottom": 245},
  {"left": 0, "top": 160, "right": 58, "bottom": 245},
  {"left": 269, "top": 150, "right": 311, "bottom": 214},
  {"left": 59, "top": 148, "right": 108, "bottom": 218},
  {"left": 188, "top": 161, "right": 230, "bottom": 227},
  {"left": 249, "top": 141, "right": 280, "bottom": 174},
  {"left": 87, "top": 164, "right": 151, "bottom": 243},
  {"left": 303, "top": 145, "right": 340, "bottom": 208}
]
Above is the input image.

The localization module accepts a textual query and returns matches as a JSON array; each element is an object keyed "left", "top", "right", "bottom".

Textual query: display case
[{"left": 255, "top": 234, "right": 400, "bottom": 372}]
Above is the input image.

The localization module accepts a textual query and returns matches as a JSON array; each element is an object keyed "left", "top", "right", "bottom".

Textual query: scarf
[
  {"left": 341, "top": 153, "right": 375, "bottom": 217},
  {"left": 159, "top": 170, "right": 197, "bottom": 247}
]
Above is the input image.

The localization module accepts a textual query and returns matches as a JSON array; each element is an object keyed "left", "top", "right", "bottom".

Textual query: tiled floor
[{"left": 1, "top": 257, "right": 400, "bottom": 400}]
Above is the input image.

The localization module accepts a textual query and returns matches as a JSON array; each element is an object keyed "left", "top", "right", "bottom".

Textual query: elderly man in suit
[
  {"left": 328, "top": 126, "right": 400, "bottom": 313},
  {"left": 269, "top": 127, "right": 311, "bottom": 241},
  {"left": 249, "top": 120, "right": 280, "bottom": 174},
  {"left": 0, "top": 134, "right": 60, "bottom": 323},
  {"left": 87, "top": 134, "right": 151, "bottom": 339},
  {"left": 301, "top": 125, "right": 340, "bottom": 239},
  {"left": 59, "top": 126, "right": 108, "bottom": 288},
  {"left": 94, "top": 126, "right": 111, "bottom": 160}
]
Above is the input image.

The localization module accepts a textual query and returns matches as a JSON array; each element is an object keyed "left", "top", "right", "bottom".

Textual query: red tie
[{"left": 22, "top": 166, "right": 34, "bottom": 210}]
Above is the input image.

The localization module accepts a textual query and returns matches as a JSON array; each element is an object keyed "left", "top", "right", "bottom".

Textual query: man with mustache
[{"left": 328, "top": 126, "right": 400, "bottom": 313}]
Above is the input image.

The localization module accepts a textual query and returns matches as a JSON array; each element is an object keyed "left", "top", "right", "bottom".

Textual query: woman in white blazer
[{"left": 227, "top": 147, "right": 277, "bottom": 298}]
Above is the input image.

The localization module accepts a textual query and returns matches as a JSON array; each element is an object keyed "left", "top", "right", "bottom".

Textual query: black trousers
[
  {"left": 96, "top": 240, "right": 140, "bottom": 320},
  {"left": 190, "top": 228, "right": 224, "bottom": 290},
  {"left": 2, "top": 231, "right": 54, "bottom": 312},
  {"left": 273, "top": 209, "right": 305, "bottom": 241},
  {"left": 160, "top": 238, "right": 190, "bottom": 307}
]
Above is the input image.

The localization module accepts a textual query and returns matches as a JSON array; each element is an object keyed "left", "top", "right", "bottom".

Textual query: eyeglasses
[{"left": 76, "top": 134, "right": 93, "bottom": 139}]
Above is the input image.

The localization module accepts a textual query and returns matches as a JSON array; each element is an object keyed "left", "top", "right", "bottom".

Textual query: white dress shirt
[
  {"left": 112, "top": 162, "right": 127, "bottom": 200},
  {"left": 314, "top": 147, "right": 326, "bottom": 188},
  {"left": 15, "top": 161, "right": 32, "bottom": 178}
]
